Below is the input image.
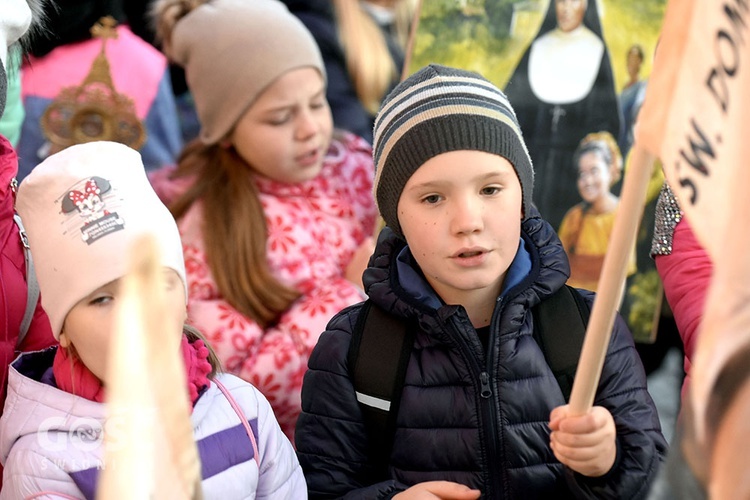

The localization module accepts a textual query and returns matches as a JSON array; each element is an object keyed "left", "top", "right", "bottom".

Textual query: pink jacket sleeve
[{"left": 655, "top": 217, "right": 712, "bottom": 391}]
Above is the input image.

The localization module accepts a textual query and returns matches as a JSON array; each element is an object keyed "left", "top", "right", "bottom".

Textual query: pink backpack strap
[
  {"left": 24, "top": 493, "right": 81, "bottom": 499},
  {"left": 214, "top": 378, "right": 261, "bottom": 467}
]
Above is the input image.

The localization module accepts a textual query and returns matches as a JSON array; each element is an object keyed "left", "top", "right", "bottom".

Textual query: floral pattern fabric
[{"left": 150, "top": 132, "right": 377, "bottom": 439}]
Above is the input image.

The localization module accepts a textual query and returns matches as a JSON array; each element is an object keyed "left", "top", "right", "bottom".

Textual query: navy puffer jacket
[{"left": 296, "top": 214, "right": 667, "bottom": 499}]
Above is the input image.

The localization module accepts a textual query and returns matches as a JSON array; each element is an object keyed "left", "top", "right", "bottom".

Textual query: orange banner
[
  {"left": 636, "top": 0, "right": 749, "bottom": 260},
  {"left": 635, "top": 0, "right": 750, "bottom": 445}
]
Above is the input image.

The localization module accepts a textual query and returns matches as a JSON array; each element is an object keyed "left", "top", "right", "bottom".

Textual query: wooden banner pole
[{"left": 568, "top": 145, "right": 656, "bottom": 415}]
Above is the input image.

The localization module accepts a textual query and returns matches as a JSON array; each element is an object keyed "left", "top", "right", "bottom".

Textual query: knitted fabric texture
[
  {"left": 170, "top": 0, "right": 326, "bottom": 145},
  {"left": 372, "top": 64, "right": 534, "bottom": 237},
  {"left": 15, "top": 141, "right": 187, "bottom": 338}
]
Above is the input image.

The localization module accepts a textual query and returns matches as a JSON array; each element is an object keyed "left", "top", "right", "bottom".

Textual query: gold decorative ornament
[{"left": 41, "top": 16, "right": 147, "bottom": 153}]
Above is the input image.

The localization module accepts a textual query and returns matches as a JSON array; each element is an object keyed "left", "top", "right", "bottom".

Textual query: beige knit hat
[
  {"left": 168, "top": 0, "right": 326, "bottom": 145},
  {"left": 15, "top": 141, "right": 187, "bottom": 339}
]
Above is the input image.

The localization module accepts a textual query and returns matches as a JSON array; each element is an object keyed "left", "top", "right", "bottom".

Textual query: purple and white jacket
[{"left": 0, "top": 348, "right": 306, "bottom": 499}]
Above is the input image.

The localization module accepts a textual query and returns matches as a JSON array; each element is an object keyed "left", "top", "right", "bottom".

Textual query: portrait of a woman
[{"left": 505, "top": 0, "right": 621, "bottom": 230}]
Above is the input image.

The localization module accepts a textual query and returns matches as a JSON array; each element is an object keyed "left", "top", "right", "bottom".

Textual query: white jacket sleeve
[
  {"left": 221, "top": 375, "right": 307, "bottom": 500},
  {"left": 1, "top": 446, "right": 83, "bottom": 500}
]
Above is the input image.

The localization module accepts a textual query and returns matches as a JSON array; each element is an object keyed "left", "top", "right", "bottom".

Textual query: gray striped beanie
[{"left": 373, "top": 64, "right": 534, "bottom": 237}]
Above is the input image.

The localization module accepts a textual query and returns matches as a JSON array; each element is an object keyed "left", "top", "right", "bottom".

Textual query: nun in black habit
[{"left": 505, "top": 0, "right": 622, "bottom": 230}]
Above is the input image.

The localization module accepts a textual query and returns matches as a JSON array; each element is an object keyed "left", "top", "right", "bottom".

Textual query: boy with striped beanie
[
  {"left": 295, "top": 64, "right": 666, "bottom": 498},
  {"left": 372, "top": 63, "right": 535, "bottom": 237}
]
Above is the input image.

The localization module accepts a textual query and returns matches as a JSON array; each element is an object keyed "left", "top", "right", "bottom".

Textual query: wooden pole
[
  {"left": 400, "top": 0, "right": 423, "bottom": 80},
  {"left": 98, "top": 236, "right": 202, "bottom": 499},
  {"left": 568, "top": 145, "right": 656, "bottom": 415}
]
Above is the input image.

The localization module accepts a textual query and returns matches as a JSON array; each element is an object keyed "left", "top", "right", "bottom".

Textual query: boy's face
[{"left": 397, "top": 150, "right": 523, "bottom": 306}]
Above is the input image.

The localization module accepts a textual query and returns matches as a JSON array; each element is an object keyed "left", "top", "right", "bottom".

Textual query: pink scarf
[{"left": 53, "top": 334, "right": 213, "bottom": 407}]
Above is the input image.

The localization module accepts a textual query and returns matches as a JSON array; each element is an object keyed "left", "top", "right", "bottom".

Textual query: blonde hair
[{"left": 333, "top": 0, "right": 417, "bottom": 115}]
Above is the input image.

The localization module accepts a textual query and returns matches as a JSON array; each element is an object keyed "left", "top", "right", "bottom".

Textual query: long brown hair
[{"left": 168, "top": 139, "right": 301, "bottom": 328}]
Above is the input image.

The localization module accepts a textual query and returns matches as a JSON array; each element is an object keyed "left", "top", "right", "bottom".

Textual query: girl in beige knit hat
[{"left": 149, "top": 0, "right": 378, "bottom": 440}]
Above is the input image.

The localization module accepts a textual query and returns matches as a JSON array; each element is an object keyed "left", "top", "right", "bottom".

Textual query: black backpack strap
[
  {"left": 531, "top": 285, "right": 590, "bottom": 401},
  {"left": 348, "top": 300, "right": 414, "bottom": 479},
  {"left": 348, "top": 286, "right": 589, "bottom": 477}
]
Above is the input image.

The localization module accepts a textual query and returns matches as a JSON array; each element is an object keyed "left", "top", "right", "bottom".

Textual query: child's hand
[
  {"left": 393, "top": 481, "right": 481, "bottom": 500},
  {"left": 345, "top": 237, "right": 374, "bottom": 290},
  {"left": 549, "top": 404, "right": 617, "bottom": 477}
]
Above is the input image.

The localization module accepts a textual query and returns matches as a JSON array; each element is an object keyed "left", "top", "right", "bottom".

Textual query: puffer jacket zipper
[
  {"left": 484, "top": 295, "right": 507, "bottom": 499},
  {"left": 448, "top": 295, "right": 507, "bottom": 499}
]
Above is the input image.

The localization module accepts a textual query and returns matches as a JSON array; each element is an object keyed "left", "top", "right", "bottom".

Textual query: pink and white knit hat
[{"left": 15, "top": 141, "right": 187, "bottom": 339}]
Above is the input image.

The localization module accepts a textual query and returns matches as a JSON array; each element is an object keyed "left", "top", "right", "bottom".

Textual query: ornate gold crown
[{"left": 41, "top": 16, "right": 147, "bottom": 152}]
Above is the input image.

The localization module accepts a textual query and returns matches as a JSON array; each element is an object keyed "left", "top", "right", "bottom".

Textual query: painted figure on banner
[
  {"left": 504, "top": 0, "right": 621, "bottom": 230},
  {"left": 618, "top": 44, "right": 648, "bottom": 158},
  {"left": 558, "top": 131, "right": 636, "bottom": 293}
]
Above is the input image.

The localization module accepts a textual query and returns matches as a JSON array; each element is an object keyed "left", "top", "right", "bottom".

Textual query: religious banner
[
  {"left": 635, "top": 0, "right": 750, "bottom": 452},
  {"left": 407, "top": 0, "right": 667, "bottom": 342}
]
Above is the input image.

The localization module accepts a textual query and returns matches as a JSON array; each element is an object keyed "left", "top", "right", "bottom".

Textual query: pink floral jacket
[{"left": 150, "top": 133, "right": 377, "bottom": 439}]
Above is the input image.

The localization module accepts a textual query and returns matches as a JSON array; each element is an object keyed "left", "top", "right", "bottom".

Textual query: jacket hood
[
  {"left": 363, "top": 209, "right": 570, "bottom": 320},
  {"left": 0, "top": 348, "right": 106, "bottom": 464}
]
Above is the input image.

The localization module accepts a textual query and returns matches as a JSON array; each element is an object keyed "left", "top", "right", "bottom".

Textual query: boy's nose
[{"left": 451, "top": 197, "right": 484, "bottom": 234}]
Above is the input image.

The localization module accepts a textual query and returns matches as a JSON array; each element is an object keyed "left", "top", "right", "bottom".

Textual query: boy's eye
[
  {"left": 481, "top": 186, "right": 501, "bottom": 195},
  {"left": 421, "top": 194, "right": 441, "bottom": 204},
  {"left": 310, "top": 100, "right": 326, "bottom": 109}
]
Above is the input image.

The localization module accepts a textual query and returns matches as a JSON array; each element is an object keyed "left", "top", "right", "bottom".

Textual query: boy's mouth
[{"left": 453, "top": 247, "right": 488, "bottom": 258}]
